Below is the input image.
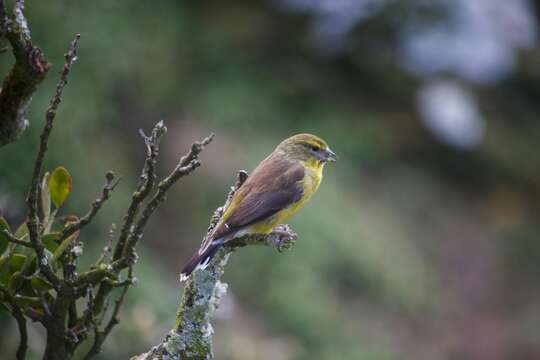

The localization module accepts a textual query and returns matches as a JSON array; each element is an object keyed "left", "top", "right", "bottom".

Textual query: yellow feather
[
  {"left": 248, "top": 160, "right": 324, "bottom": 234},
  {"left": 181, "top": 133, "right": 336, "bottom": 278}
]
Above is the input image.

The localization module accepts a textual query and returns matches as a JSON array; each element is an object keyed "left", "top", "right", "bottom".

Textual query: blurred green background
[{"left": 1, "top": 0, "right": 540, "bottom": 359}]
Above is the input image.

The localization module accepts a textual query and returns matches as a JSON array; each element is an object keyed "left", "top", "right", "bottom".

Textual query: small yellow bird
[{"left": 180, "top": 133, "right": 337, "bottom": 280}]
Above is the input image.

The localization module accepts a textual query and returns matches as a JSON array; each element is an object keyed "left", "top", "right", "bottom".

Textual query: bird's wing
[{"left": 202, "top": 158, "right": 304, "bottom": 252}]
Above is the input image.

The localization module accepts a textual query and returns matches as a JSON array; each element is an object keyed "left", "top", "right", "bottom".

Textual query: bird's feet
[{"left": 269, "top": 224, "right": 298, "bottom": 252}]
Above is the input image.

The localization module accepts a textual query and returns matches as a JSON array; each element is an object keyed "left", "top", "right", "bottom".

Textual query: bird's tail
[{"left": 180, "top": 240, "right": 223, "bottom": 282}]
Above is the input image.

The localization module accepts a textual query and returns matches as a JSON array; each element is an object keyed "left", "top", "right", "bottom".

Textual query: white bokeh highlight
[{"left": 417, "top": 80, "right": 485, "bottom": 149}]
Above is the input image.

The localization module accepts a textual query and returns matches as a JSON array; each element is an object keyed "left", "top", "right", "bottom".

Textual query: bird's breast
[
  {"left": 276, "top": 165, "right": 322, "bottom": 220},
  {"left": 247, "top": 162, "right": 323, "bottom": 234},
  {"left": 303, "top": 163, "right": 323, "bottom": 196}
]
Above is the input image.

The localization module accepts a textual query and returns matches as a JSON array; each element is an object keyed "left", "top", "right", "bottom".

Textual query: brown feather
[
  {"left": 209, "top": 153, "right": 304, "bottom": 243},
  {"left": 181, "top": 133, "right": 334, "bottom": 279}
]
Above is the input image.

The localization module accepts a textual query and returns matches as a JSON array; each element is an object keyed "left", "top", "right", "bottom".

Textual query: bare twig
[
  {"left": 120, "top": 133, "right": 214, "bottom": 265},
  {"left": 94, "top": 224, "right": 116, "bottom": 266},
  {"left": 59, "top": 171, "right": 119, "bottom": 244},
  {"left": 1, "top": 229, "right": 33, "bottom": 248},
  {"left": 86, "top": 123, "right": 213, "bottom": 359},
  {"left": 90, "top": 121, "right": 168, "bottom": 326},
  {"left": 74, "top": 264, "right": 114, "bottom": 287},
  {"left": 83, "top": 267, "right": 133, "bottom": 360},
  {"left": 25, "top": 34, "right": 80, "bottom": 289},
  {"left": 112, "top": 122, "right": 167, "bottom": 261},
  {"left": 0, "top": 284, "right": 28, "bottom": 360},
  {"left": 28, "top": 33, "right": 80, "bottom": 218},
  {"left": 103, "top": 268, "right": 132, "bottom": 334}
]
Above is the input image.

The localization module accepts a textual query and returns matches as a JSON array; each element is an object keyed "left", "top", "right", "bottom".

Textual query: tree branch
[
  {"left": 82, "top": 267, "right": 133, "bottom": 360},
  {"left": 59, "top": 171, "right": 119, "bottom": 245},
  {"left": 0, "top": 0, "right": 51, "bottom": 147},
  {"left": 84, "top": 123, "right": 213, "bottom": 359},
  {"left": 91, "top": 122, "right": 168, "bottom": 321},
  {"left": 1, "top": 228, "right": 33, "bottom": 248},
  {"left": 74, "top": 264, "right": 114, "bottom": 287},
  {"left": 119, "top": 132, "right": 214, "bottom": 267},
  {"left": 25, "top": 33, "right": 80, "bottom": 289},
  {"left": 0, "top": 284, "right": 28, "bottom": 360},
  {"left": 132, "top": 171, "right": 297, "bottom": 360},
  {"left": 112, "top": 122, "right": 166, "bottom": 261}
]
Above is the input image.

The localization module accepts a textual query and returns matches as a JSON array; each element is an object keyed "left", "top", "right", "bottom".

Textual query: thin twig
[
  {"left": 95, "top": 224, "right": 116, "bottom": 266},
  {"left": 59, "top": 172, "right": 117, "bottom": 289},
  {"left": 1, "top": 229, "right": 33, "bottom": 248},
  {"left": 25, "top": 34, "right": 80, "bottom": 287},
  {"left": 89, "top": 122, "right": 167, "bottom": 332},
  {"left": 74, "top": 264, "right": 114, "bottom": 287},
  {"left": 83, "top": 267, "right": 133, "bottom": 360},
  {"left": 103, "top": 276, "right": 135, "bottom": 288},
  {"left": 59, "top": 171, "right": 119, "bottom": 244},
  {"left": 0, "top": 285, "right": 28, "bottom": 360},
  {"left": 103, "top": 267, "right": 133, "bottom": 334},
  {"left": 119, "top": 133, "right": 214, "bottom": 266},
  {"left": 112, "top": 121, "right": 167, "bottom": 261},
  {"left": 90, "top": 126, "right": 213, "bottom": 356},
  {"left": 28, "top": 33, "right": 80, "bottom": 220}
]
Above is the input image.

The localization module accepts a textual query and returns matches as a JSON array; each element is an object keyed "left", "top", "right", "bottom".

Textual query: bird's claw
[{"left": 270, "top": 224, "right": 297, "bottom": 252}]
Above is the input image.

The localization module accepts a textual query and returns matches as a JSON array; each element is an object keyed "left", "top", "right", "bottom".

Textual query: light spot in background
[
  {"left": 274, "top": 0, "right": 389, "bottom": 54},
  {"left": 417, "top": 80, "right": 485, "bottom": 149},
  {"left": 401, "top": 0, "right": 537, "bottom": 84},
  {"left": 276, "top": 0, "right": 537, "bottom": 83}
]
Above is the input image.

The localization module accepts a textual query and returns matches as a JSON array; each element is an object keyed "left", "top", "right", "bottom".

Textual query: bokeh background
[{"left": 1, "top": 0, "right": 540, "bottom": 359}]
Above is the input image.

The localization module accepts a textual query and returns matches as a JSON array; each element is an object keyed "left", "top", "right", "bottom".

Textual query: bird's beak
[{"left": 323, "top": 147, "right": 338, "bottom": 162}]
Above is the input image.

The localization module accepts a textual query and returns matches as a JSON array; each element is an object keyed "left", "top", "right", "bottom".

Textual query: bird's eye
[{"left": 310, "top": 145, "right": 320, "bottom": 152}]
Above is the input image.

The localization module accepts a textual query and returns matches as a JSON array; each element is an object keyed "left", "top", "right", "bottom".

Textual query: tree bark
[
  {"left": 0, "top": 0, "right": 51, "bottom": 147},
  {"left": 133, "top": 171, "right": 297, "bottom": 360}
]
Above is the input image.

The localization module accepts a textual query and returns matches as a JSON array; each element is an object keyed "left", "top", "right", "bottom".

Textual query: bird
[{"left": 180, "top": 133, "right": 337, "bottom": 281}]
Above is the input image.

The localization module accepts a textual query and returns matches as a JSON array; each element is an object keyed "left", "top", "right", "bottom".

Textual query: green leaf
[
  {"left": 14, "top": 222, "right": 28, "bottom": 241},
  {"left": 52, "top": 231, "right": 79, "bottom": 263},
  {"left": 21, "top": 256, "right": 37, "bottom": 277},
  {"left": 8, "top": 271, "right": 24, "bottom": 291},
  {"left": 48, "top": 167, "right": 72, "bottom": 208},
  {"left": 45, "top": 209, "right": 58, "bottom": 235},
  {"left": 31, "top": 276, "right": 54, "bottom": 292},
  {"left": 0, "top": 217, "right": 10, "bottom": 256},
  {"left": 13, "top": 295, "right": 41, "bottom": 309},
  {"left": 9, "top": 254, "right": 27, "bottom": 273},
  {"left": 41, "top": 172, "right": 51, "bottom": 228},
  {"left": 0, "top": 256, "right": 10, "bottom": 285},
  {"left": 42, "top": 233, "right": 60, "bottom": 253}
]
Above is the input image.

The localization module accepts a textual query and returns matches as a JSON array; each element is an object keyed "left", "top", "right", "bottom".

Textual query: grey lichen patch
[
  {"left": 210, "top": 280, "right": 228, "bottom": 315},
  {"left": 132, "top": 172, "right": 298, "bottom": 360},
  {"left": 171, "top": 248, "right": 233, "bottom": 359},
  {"left": 163, "top": 330, "right": 186, "bottom": 356}
]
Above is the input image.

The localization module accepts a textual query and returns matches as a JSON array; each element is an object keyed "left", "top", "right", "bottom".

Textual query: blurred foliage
[
  {"left": 0, "top": 166, "right": 70, "bottom": 334},
  {"left": 1, "top": 0, "right": 540, "bottom": 359}
]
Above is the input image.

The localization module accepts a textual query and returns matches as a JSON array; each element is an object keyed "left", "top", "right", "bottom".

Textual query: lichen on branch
[
  {"left": 133, "top": 171, "right": 298, "bottom": 360},
  {"left": 0, "top": 0, "right": 52, "bottom": 147}
]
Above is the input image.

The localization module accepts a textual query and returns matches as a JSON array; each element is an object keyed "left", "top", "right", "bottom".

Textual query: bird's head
[{"left": 276, "top": 133, "right": 337, "bottom": 166}]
